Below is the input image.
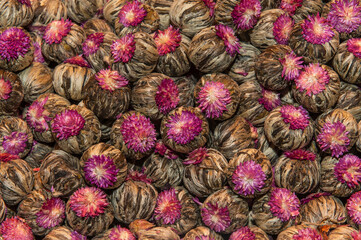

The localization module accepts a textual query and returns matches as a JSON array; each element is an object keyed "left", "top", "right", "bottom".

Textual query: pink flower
[
  {"left": 51, "top": 109, "right": 85, "bottom": 140},
  {"left": 0, "top": 77, "right": 12, "bottom": 100},
  {"left": 118, "top": 0, "right": 147, "bottom": 27},
  {"left": 279, "top": 105, "right": 310, "bottom": 130},
  {"left": 231, "top": 0, "right": 261, "bottom": 30},
  {"left": 43, "top": 19, "right": 73, "bottom": 44},
  {"left": 109, "top": 226, "right": 136, "bottom": 240},
  {"left": 301, "top": 13, "right": 335, "bottom": 44},
  {"left": 154, "top": 25, "right": 182, "bottom": 56},
  {"left": 36, "top": 198, "right": 65, "bottom": 229},
  {"left": 273, "top": 14, "right": 295, "bottom": 45},
  {"left": 154, "top": 188, "right": 182, "bottom": 225},
  {"left": 268, "top": 188, "right": 300, "bottom": 222},
  {"left": 201, "top": 202, "right": 231, "bottom": 232},
  {"left": 155, "top": 78, "right": 180, "bottom": 114},
  {"left": 317, "top": 121, "right": 350, "bottom": 157},
  {"left": 82, "top": 32, "right": 104, "bottom": 56},
  {"left": 84, "top": 155, "right": 119, "bottom": 189},
  {"left": 284, "top": 149, "right": 316, "bottom": 161},
  {"left": 64, "top": 55, "right": 91, "bottom": 68},
  {"left": 2, "top": 131, "right": 28, "bottom": 155},
  {"left": 215, "top": 24, "right": 242, "bottom": 57},
  {"left": 95, "top": 69, "right": 128, "bottom": 92},
  {"left": 229, "top": 226, "right": 256, "bottom": 240},
  {"left": 293, "top": 228, "right": 322, "bottom": 240},
  {"left": 26, "top": 96, "right": 51, "bottom": 132},
  {"left": 327, "top": 0, "right": 361, "bottom": 33},
  {"left": 258, "top": 88, "right": 281, "bottom": 111},
  {"left": 347, "top": 38, "right": 361, "bottom": 58},
  {"left": 280, "top": 0, "right": 303, "bottom": 15},
  {"left": 347, "top": 191, "right": 361, "bottom": 224},
  {"left": 295, "top": 63, "right": 330, "bottom": 96},
  {"left": 0, "top": 217, "right": 34, "bottom": 240},
  {"left": 202, "top": 0, "right": 215, "bottom": 17},
  {"left": 334, "top": 154, "right": 361, "bottom": 188},
  {"left": 111, "top": 34, "right": 136, "bottom": 63},
  {"left": 0, "top": 27, "right": 31, "bottom": 61},
  {"left": 183, "top": 147, "right": 208, "bottom": 165},
  {"left": 279, "top": 52, "right": 304, "bottom": 81}
]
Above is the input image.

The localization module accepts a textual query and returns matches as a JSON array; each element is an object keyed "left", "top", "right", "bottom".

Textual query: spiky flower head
[
  {"left": 109, "top": 226, "right": 136, "bottom": 240},
  {"left": 0, "top": 27, "right": 31, "bottom": 61},
  {"left": 69, "top": 187, "right": 109, "bottom": 218},
  {"left": 17, "top": 0, "right": 31, "bottom": 6},
  {"left": 43, "top": 19, "right": 73, "bottom": 44},
  {"left": 201, "top": 202, "right": 231, "bottom": 232},
  {"left": 279, "top": 105, "right": 310, "bottom": 130},
  {"left": 273, "top": 14, "right": 295, "bottom": 45},
  {"left": 154, "top": 26, "right": 182, "bottom": 56},
  {"left": 121, "top": 113, "right": 156, "bottom": 153},
  {"left": 2, "top": 131, "right": 28, "bottom": 155},
  {"left": 165, "top": 110, "right": 203, "bottom": 145},
  {"left": 231, "top": 0, "right": 261, "bottom": 30},
  {"left": 95, "top": 69, "right": 128, "bottom": 92},
  {"left": 347, "top": 191, "right": 361, "bottom": 224},
  {"left": 36, "top": 198, "right": 65, "bottom": 229},
  {"left": 327, "top": 0, "right": 361, "bottom": 34},
  {"left": 232, "top": 160, "right": 266, "bottom": 196},
  {"left": 280, "top": 0, "right": 303, "bottom": 15},
  {"left": 82, "top": 32, "right": 104, "bottom": 56},
  {"left": 334, "top": 154, "right": 361, "bottom": 188},
  {"left": 317, "top": 121, "right": 350, "bottom": 158},
  {"left": 229, "top": 226, "right": 256, "bottom": 240},
  {"left": 269, "top": 188, "right": 300, "bottom": 221},
  {"left": 26, "top": 96, "right": 51, "bottom": 132},
  {"left": 111, "top": 34, "right": 136, "bottom": 63},
  {"left": 0, "top": 217, "right": 34, "bottom": 240},
  {"left": 293, "top": 228, "right": 322, "bottom": 240},
  {"left": 301, "top": 13, "right": 335, "bottom": 44},
  {"left": 284, "top": 149, "right": 316, "bottom": 161},
  {"left": 64, "top": 55, "right": 91, "bottom": 68},
  {"left": 154, "top": 140, "right": 178, "bottom": 160},
  {"left": 0, "top": 77, "right": 12, "bottom": 100},
  {"left": 154, "top": 188, "right": 182, "bottom": 225},
  {"left": 0, "top": 153, "right": 19, "bottom": 162},
  {"left": 347, "top": 38, "right": 361, "bottom": 58},
  {"left": 126, "top": 168, "right": 153, "bottom": 184},
  {"left": 202, "top": 0, "right": 215, "bottom": 16},
  {"left": 295, "top": 63, "right": 330, "bottom": 96},
  {"left": 71, "top": 231, "right": 87, "bottom": 240},
  {"left": 155, "top": 78, "right": 180, "bottom": 115},
  {"left": 197, "top": 81, "right": 232, "bottom": 119},
  {"left": 51, "top": 109, "right": 85, "bottom": 140},
  {"left": 352, "top": 231, "right": 361, "bottom": 240},
  {"left": 215, "top": 24, "right": 242, "bottom": 57},
  {"left": 84, "top": 155, "right": 119, "bottom": 189},
  {"left": 279, "top": 52, "right": 303, "bottom": 81},
  {"left": 258, "top": 88, "right": 281, "bottom": 111},
  {"left": 118, "top": 0, "right": 147, "bottom": 27},
  {"left": 183, "top": 147, "right": 208, "bottom": 165}
]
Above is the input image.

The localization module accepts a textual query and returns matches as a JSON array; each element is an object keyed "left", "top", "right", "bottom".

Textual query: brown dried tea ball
[
  {"left": 256, "top": 127, "right": 279, "bottom": 166},
  {"left": 230, "top": 226, "right": 269, "bottom": 240},
  {"left": 82, "top": 18, "right": 113, "bottom": 36},
  {"left": 80, "top": 142, "right": 127, "bottom": 190},
  {"left": 328, "top": 226, "right": 361, "bottom": 240},
  {"left": 32, "top": 0, "right": 67, "bottom": 27},
  {"left": 43, "top": 226, "right": 87, "bottom": 240},
  {"left": 137, "top": 227, "right": 180, "bottom": 240},
  {"left": 227, "top": 148, "right": 273, "bottom": 199},
  {"left": 291, "top": 0, "right": 323, "bottom": 23},
  {"left": 213, "top": 115, "right": 258, "bottom": 160},
  {"left": 39, "top": 150, "right": 84, "bottom": 198},
  {"left": 93, "top": 225, "right": 136, "bottom": 240},
  {"left": 357, "top": 120, "right": 361, "bottom": 152},
  {"left": 335, "top": 82, "right": 361, "bottom": 122},
  {"left": 63, "top": 0, "right": 98, "bottom": 24},
  {"left": 111, "top": 179, "right": 158, "bottom": 224},
  {"left": 183, "top": 226, "right": 224, "bottom": 240},
  {"left": 277, "top": 225, "right": 323, "bottom": 240},
  {"left": 103, "top": 0, "right": 129, "bottom": 26},
  {"left": 200, "top": 188, "right": 249, "bottom": 234},
  {"left": 0, "top": 0, "right": 34, "bottom": 27},
  {"left": 0, "top": 69, "right": 24, "bottom": 116},
  {"left": 146, "top": 0, "right": 172, "bottom": 30}
]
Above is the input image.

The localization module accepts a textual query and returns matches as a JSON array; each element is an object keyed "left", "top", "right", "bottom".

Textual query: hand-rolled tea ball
[
  {"left": 256, "top": 127, "right": 279, "bottom": 165},
  {"left": 169, "top": 0, "right": 214, "bottom": 38},
  {"left": 296, "top": 193, "right": 347, "bottom": 226},
  {"left": 250, "top": 187, "right": 300, "bottom": 235},
  {"left": 194, "top": 73, "right": 240, "bottom": 121},
  {"left": 0, "top": 197, "right": 5, "bottom": 224},
  {"left": 18, "top": 62, "right": 54, "bottom": 103},
  {"left": 42, "top": 19, "right": 86, "bottom": 63},
  {"left": 129, "top": 219, "right": 155, "bottom": 236},
  {"left": 214, "top": 115, "right": 258, "bottom": 160},
  {"left": 183, "top": 147, "right": 227, "bottom": 198},
  {"left": 183, "top": 226, "right": 224, "bottom": 240},
  {"left": 111, "top": 111, "right": 156, "bottom": 160},
  {"left": 146, "top": 0, "right": 173, "bottom": 30},
  {"left": 0, "top": 153, "right": 34, "bottom": 206},
  {"left": 293, "top": 63, "right": 340, "bottom": 113},
  {"left": 82, "top": 18, "right": 113, "bottom": 36},
  {"left": 25, "top": 93, "right": 71, "bottom": 143},
  {"left": 264, "top": 104, "right": 314, "bottom": 151},
  {"left": 335, "top": 82, "right": 361, "bottom": 122},
  {"left": 230, "top": 226, "right": 269, "bottom": 240},
  {"left": 114, "top": 1, "right": 159, "bottom": 37},
  {"left": 39, "top": 150, "right": 84, "bottom": 198},
  {"left": 357, "top": 120, "right": 361, "bottom": 152},
  {"left": 255, "top": 45, "right": 303, "bottom": 91},
  {"left": 111, "top": 179, "right": 158, "bottom": 224},
  {"left": 161, "top": 106, "right": 209, "bottom": 154},
  {"left": 43, "top": 226, "right": 87, "bottom": 240},
  {"left": 110, "top": 32, "right": 159, "bottom": 82},
  {"left": 24, "top": 140, "right": 53, "bottom": 169},
  {"left": 0, "top": 116, "right": 33, "bottom": 158},
  {"left": 80, "top": 142, "right": 127, "bottom": 190},
  {"left": 83, "top": 69, "right": 130, "bottom": 121},
  {"left": 66, "top": 187, "right": 114, "bottom": 236},
  {"left": 0, "top": 216, "right": 34, "bottom": 240},
  {"left": 137, "top": 227, "right": 180, "bottom": 240},
  {"left": 32, "top": 0, "right": 67, "bottom": 27},
  {"left": 227, "top": 42, "right": 261, "bottom": 85},
  {"left": 63, "top": 0, "right": 98, "bottom": 24},
  {"left": 328, "top": 226, "right": 361, "bottom": 240},
  {"left": 200, "top": 188, "right": 249, "bottom": 234},
  {"left": 277, "top": 225, "right": 322, "bottom": 240},
  {"left": 154, "top": 26, "right": 190, "bottom": 77},
  {"left": 214, "top": 0, "right": 261, "bottom": 36},
  {"left": 237, "top": 80, "right": 281, "bottom": 127},
  {"left": 0, "top": 69, "right": 24, "bottom": 116},
  {"left": 0, "top": 0, "right": 34, "bottom": 27},
  {"left": 82, "top": 32, "right": 118, "bottom": 71},
  {"left": 143, "top": 141, "right": 184, "bottom": 189},
  {"left": 227, "top": 148, "right": 273, "bottom": 198},
  {"left": 333, "top": 38, "right": 361, "bottom": 85},
  {"left": 315, "top": 108, "right": 358, "bottom": 157},
  {"left": 50, "top": 105, "right": 101, "bottom": 155},
  {"left": 250, "top": 9, "right": 287, "bottom": 50},
  {"left": 103, "top": 0, "right": 129, "bottom": 26},
  {"left": 30, "top": 31, "right": 48, "bottom": 65},
  {"left": 93, "top": 225, "right": 136, "bottom": 240},
  {"left": 320, "top": 154, "right": 361, "bottom": 197},
  {"left": 17, "top": 190, "right": 66, "bottom": 236},
  {"left": 275, "top": 149, "right": 320, "bottom": 194},
  {"left": 288, "top": 0, "right": 323, "bottom": 23},
  {"left": 188, "top": 25, "right": 242, "bottom": 73},
  {"left": 153, "top": 187, "right": 199, "bottom": 235},
  {"left": 289, "top": 13, "right": 339, "bottom": 64},
  {"left": 0, "top": 27, "right": 34, "bottom": 72}
]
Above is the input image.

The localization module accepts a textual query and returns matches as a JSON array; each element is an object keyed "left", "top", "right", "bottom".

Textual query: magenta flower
[
  {"left": 347, "top": 191, "right": 361, "bottom": 224},
  {"left": 0, "top": 77, "right": 12, "bottom": 100},
  {"left": 229, "top": 226, "right": 256, "bottom": 240},
  {"left": 111, "top": 34, "right": 136, "bottom": 63},
  {"left": 0, "top": 153, "right": 19, "bottom": 163},
  {"left": 0, "top": 27, "right": 31, "bottom": 61},
  {"left": 279, "top": 105, "right": 310, "bottom": 130},
  {"left": 279, "top": 52, "right": 304, "bottom": 81},
  {"left": 231, "top": 0, "right": 261, "bottom": 30},
  {"left": 109, "top": 226, "right": 136, "bottom": 240},
  {"left": 327, "top": 0, "right": 361, "bottom": 34},
  {"left": 126, "top": 168, "right": 153, "bottom": 184},
  {"left": 215, "top": 24, "right": 242, "bottom": 57},
  {"left": 317, "top": 121, "right": 350, "bottom": 157},
  {"left": 183, "top": 147, "right": 209, "bottom": 165},
  {"left": 17, "top": 0, "right": 31, "bottom": 6},
  {"left": 301, "top": 13, "right": 335, "bottom": 44},
  {"left": 154, "top": 140, "right": 179, "bottom": 160},
  {"left": 154, "top": 25, "right": 182, "bottom": 56},
  {"left": 2, "top": 131, "right": 28, "bottom": 156},
  {"left": 202, "top": 0, "right": 215, "bottom": 16},
  {"left": 352, "top": 231, "right": 361, "bottom": 240},
  {"left": 26, "top": 96, "right": 51, "bottom": 132},
  {"left": 273, "top": 14, "right": 295, "bottom": 45},
  {"left": 268, "top": 188, "right": 300, "bottom": 222},
  {"left": 293, "top": 228, "right": 322, "bottom": 240},
  {"left": 154, "top": 188, "right": 182, "bottom": 225},
  {"left": 0, "top": 217, "right": 34, "bottom": 240},
  {"left": 84, "top": 155, "right": 119, "bottom": 189},
  {"left": 258, "top": 88, "right": 281, "bottom": 111},
  {"left": 43, "top": 19, "right": 73, "bottom": 44},
  {"left": 82, "top": 32, "right": 104, "bottom": 56},
  {"left": 95, "top": 69, "right": 128, "bottom": 92},
  {"left": 64, "top": 55, "right": 91, "bottom": 68},
  {"left": 295, "top": 63, "right": 330, "bottom": 96},
  {"left": 51, "top": 109, "right": 85, "bottom": 140},
  {"left": 334, "top": 154, "right": 361, "bottom": 188},
  {"left": 201, "top": 202, "right": 231, "bottom": 232},
  {"left": 36, "top": 198, "right": 65, "bottom": 229},
  {"left": 284, "top": 149, "right": 316, "bottom": 161},
  {"left": 347, "top": 38, "right": 361, "bottom": 58},
  {"left": 118, "top": 0, "right": 147, "bottom": 27},
  {"left": 280, "top": 0, "right": 303, "bottom": 15},
  {"left": 71, "top": 231, "right": 87, "bottom": 240},
  {"left": 155, "top": 78, "right": 180, "bottom": 114}
]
